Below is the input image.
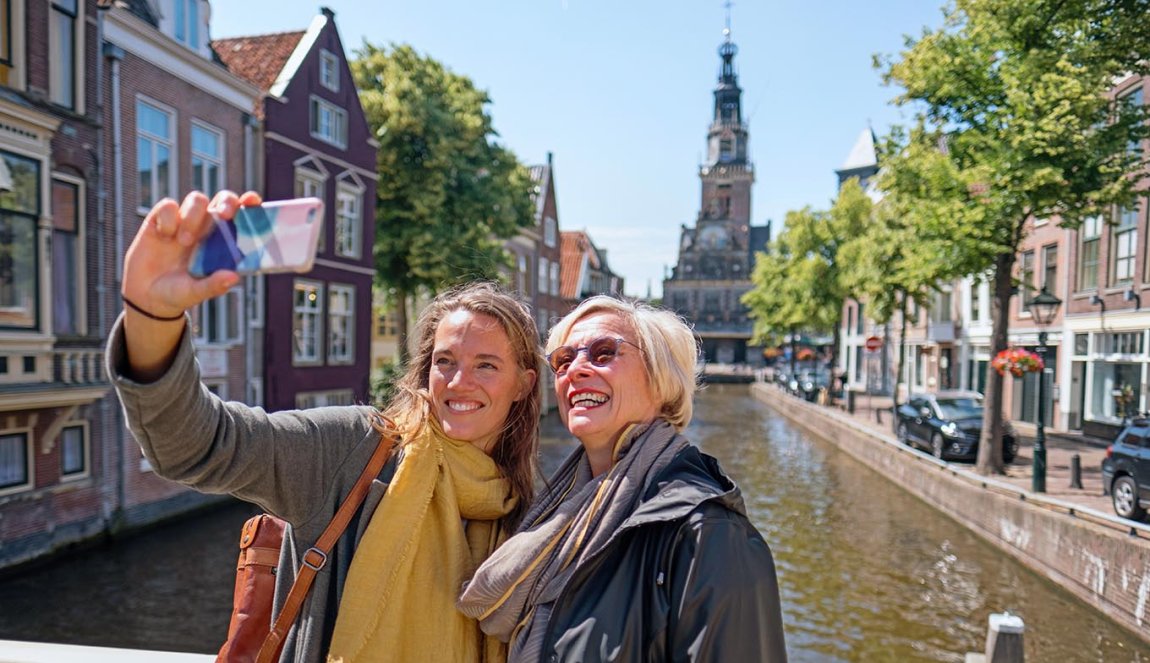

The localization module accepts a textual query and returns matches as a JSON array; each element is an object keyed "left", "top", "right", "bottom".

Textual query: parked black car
[
  {"left": 895, "top": 391, "right": 1018, "bottom": 463},
  {"left": 788, "top": 369, "right": 831, "bottom": 402},
  {"left": 1101, "top": 418, "right": 1150, "bottom": 521}
]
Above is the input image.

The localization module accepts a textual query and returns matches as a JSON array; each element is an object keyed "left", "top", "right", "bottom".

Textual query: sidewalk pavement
[{"left": 835, "top": 390, "right": 1114, "bottom": 515}]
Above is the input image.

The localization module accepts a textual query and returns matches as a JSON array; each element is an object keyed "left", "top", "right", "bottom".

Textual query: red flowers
[{"left": 992, "top": 348, "right": 1044, "bottom": 377}]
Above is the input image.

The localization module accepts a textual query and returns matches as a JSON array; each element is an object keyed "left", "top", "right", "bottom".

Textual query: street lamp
[{"left": 1025, "top": 288, "right": 1062, "bottom": 493}]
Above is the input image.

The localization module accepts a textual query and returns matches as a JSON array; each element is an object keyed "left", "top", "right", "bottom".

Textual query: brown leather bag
[{"left": 216, "top": 422, "right": 398, "bottom": 663}]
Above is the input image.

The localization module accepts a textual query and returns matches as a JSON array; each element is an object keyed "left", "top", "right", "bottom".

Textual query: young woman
[
  {"left": 460, "top": 296, "right": 787, "bottom": 662},
  {"left": 108, "top": 190, "right": 540, "bottom": 662}
]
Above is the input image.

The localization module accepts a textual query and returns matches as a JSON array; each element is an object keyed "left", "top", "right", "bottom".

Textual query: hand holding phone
[{"left": 188, "top": 197, "right": 325, "bottom": 278}]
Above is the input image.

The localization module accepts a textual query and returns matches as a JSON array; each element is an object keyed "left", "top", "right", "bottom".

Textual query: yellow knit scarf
[{"left": 327, "top": 420, "right": 515, "bottom": 663}]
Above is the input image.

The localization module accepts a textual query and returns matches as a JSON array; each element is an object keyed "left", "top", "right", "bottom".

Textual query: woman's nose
[
  {"left": 448, "top": 367, "right": 473, "bottom": 388},
  {"left": 566, "top": 350, "right": 595, "bottom": 377}
]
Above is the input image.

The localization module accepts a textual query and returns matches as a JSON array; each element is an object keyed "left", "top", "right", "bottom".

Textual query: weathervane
[{"left": 723, "top": 0, "right": 734, "bottom": 40}]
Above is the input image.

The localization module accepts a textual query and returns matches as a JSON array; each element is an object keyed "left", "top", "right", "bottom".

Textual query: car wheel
[
  {"left": 931, "top": 432, "right": 946, "bottom": 460},
  {"left": 1112, "top": 476, "right": 1147, "bottom": 521},
  {"left": 897, "top": 422, "right": 909, "bottom": 445}
]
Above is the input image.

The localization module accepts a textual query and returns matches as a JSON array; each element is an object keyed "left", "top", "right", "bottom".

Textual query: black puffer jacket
[{"left": 536, "top": 445, "right": 788, "bottom": 662}]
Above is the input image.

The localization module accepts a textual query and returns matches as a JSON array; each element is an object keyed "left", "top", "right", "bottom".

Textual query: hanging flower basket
[{"left": 991, "top": 348, "right": 1043, "bottom": 377}]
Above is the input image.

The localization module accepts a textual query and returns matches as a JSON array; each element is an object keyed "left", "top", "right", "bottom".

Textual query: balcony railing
[{"left": 53, "top": 348, "right": 106, "bottom": 385}]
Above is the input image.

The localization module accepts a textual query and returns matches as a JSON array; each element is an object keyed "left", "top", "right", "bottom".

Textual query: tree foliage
[
  {"left": 879, "top": 0, "right": 1150, "bottom": 474},
  {"left": 351, "top": 43, "right": 536, "bottom": 360},
  {"left": 744, "top": 179, "right": 873, "bottom": 377}
]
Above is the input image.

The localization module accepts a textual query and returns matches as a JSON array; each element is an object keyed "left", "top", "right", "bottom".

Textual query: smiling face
[
  {"left": 555, "top": 312, "right": 661, "bottom": 461},
  {"left": 429, "top": 309, "right": 535, "bottom": 453}
]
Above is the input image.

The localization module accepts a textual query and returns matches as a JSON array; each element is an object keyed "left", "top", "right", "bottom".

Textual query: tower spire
[{"left": 724, "top": 0, "right": 734, "bottom": 41}]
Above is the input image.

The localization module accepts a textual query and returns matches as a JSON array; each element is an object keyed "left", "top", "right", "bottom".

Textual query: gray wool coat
[{"left": 107, "top": 314, "right": 398, "bottom": 662}]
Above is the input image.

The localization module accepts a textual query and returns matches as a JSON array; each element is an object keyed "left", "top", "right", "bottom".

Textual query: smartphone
[{"left": 188, "top": 198, "right": 325, "bottom": 278}]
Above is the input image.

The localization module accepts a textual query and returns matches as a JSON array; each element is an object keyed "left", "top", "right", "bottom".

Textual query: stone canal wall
[{"left": 752, "top": 383, "right": 1150, "bottom": 644}]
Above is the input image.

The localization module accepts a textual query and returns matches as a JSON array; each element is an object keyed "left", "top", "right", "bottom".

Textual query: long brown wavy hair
[{"left": 380, "top": 281, "right": 541, "bottom": 529}]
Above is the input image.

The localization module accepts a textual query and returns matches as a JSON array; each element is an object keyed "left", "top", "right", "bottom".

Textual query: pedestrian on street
[
  {"left": 460, "top": 296, "right": 788, "bottom": 662},
  {"left": 108, "top": 190, "right": 541, "bottom": 662}
]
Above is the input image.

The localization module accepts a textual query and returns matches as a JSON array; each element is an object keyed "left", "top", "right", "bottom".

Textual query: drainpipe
[
  {"left": 104, "top": 40, "right": 127, "bottom": 529},
  {"left": 93, "top": 7, "right": 110, "bottom": 525},
  {"left": 242, "top": 112, "right": 258, "bottom": 403}
]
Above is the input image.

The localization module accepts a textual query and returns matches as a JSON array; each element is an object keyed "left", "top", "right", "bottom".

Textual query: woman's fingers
[
  {"left": 178, "top": 191, "right": 213, "bottom": 246},
  {"left": 239, "top": 190, "right": 263, "bottom": 207},
  {"left": 148, "top": 198, "right": 181, "bottom": 238}
]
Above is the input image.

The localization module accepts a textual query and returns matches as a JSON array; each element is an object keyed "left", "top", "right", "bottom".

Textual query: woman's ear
[{"left": 517, "top": 369, "right": 538, "bottom": 401}]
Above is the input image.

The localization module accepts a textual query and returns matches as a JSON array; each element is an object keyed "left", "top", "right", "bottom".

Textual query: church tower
[{"left": 663, "top": 20, "right": 768, "bottom": 365}]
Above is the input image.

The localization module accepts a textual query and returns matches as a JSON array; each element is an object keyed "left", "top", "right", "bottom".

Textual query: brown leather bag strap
[{"left": 256, "top": 421, "right": 400, "bottom": 663}]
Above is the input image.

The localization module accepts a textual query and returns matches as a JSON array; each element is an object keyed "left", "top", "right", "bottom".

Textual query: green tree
[
  {"left": 879, "top": 0, "right": 1150, "bottom": 474},
  {"left": 352, "top": 43, "right": 536, "bottom": 361},
  {"left": 744, "top": 179, "right": 872, "bottom": 396}
]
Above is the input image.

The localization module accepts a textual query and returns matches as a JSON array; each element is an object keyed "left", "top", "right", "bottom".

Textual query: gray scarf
[{"left": 458, "top": 419, "right": 688, "bottom": 662}]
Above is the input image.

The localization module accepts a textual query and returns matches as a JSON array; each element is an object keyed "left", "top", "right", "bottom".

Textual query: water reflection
[
  {"left": 0, "top": 385, "right": 1146, "bottom": 662},
  {"left": 691, "top": 384, "right": 1150, "bottom": 663}
]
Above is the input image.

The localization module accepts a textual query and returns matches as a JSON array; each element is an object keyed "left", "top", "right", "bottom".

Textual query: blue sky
[{"left": 211, "top": 1, "right": 948, "bottom": 298}]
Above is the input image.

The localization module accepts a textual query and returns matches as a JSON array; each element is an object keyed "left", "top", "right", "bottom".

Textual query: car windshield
[{"left": 935, "top": 397, "right": 983, "bottom": 420}]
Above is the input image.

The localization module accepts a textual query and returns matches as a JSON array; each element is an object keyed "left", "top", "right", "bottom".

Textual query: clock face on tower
[{"left": 699, "top": 225, "right": 728, "bottom": 250}]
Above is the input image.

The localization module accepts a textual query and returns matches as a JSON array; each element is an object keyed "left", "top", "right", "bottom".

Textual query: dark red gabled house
[{"left": 214, "top": 7, "right": 377, "bottom": 412}]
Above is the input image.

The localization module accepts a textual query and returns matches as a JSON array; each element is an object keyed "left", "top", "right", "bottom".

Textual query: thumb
[{"left": 190, "top": 270, "right": 241, "bottom": 303}]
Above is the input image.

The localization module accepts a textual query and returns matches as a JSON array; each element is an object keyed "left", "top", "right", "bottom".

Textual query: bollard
[
  {"left": 985, "top": 612, "right": 1025, "bottom": 663},
  {"left": 1070, "top": 453, "right": 1083, "bottom": 489}
]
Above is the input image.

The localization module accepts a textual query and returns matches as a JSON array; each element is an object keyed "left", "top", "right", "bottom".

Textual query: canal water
[{"left": 1, "top": 384, "right": 1148, "bottom": 661}]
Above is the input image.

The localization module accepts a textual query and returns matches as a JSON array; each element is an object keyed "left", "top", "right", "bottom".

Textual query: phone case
[{"left": 188, "top": 198, "right": 325, "bottom": 278}]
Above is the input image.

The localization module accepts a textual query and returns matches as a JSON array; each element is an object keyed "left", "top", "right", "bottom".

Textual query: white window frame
[
  {"left": 191, "top": 287, "right": 244, "bottom": 346},
  {"left": 136, "top": 97, "right": 176, "bottom": 213},
  {"left": 327, "top": 283, "right": 356, "bottom": 365},
  {"left": 293, "top": 279, "right": 325, "bottom": 366},
  {"left": 309, "top": 95, "right": 348, "bottom": 149},
  {"left": 544, "top": 216, "right": 557, "bottom": 247},
  {"left": 174, "top": 0, "right": 200, "bottom": 49},
  {"left": 319, "top": 49, "right": 340, "bottom": 92},
  {"left": 59, "top": 421, "right": 88, "bottom": 480},
  {"left": 246, "top": 274, "right": 264, "bottom": 327},
  {"left": 247, "top": 377, "right": 264, "bottom": 408},
  {"left": 51, "top": 172, "right": 87, "bottom": 336},
  {"left": 190, "top": 120, "right": 225, "bottom": 194},
  {"left": 1079, "top": 215, "right": 1102, "bottom": 291},
  {"left": 0, "top": 428, "right": 32, "bottom": 496},
  {"left": 550, "top": 261, "right": 559, "bottom": 297},
  {"left": 538, "top": 256, "right": 549, "bottom": 294},
  {"left": 335, "top": 183, "right": 362, "bottom": 259},
  {"left": 296, "top": 389, "right": 354, "bottom": 409},
  {"left": 1113, "top": 205, "right": 1139, "bottom": 285},
  {"left": 49, "top": 0, "right": 82, "bottom": 111},
  {"left": 517, "top": 253, "right": 528, "bottom": 293},
  {"left": 295, "top": 165, "right": 327, "bottom": 251}
]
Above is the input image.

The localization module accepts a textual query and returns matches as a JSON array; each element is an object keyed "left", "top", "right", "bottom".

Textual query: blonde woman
[{"left": 461, "top": 296, "right": 787, "bottom": 662}]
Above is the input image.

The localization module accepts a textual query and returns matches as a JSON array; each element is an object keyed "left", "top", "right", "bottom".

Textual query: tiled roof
[
  {"left": 560, "top": 230, "right": 607, "bottom": 300},
  {"left": 212, "top": 31, "right": 306, "bottom": 93}
]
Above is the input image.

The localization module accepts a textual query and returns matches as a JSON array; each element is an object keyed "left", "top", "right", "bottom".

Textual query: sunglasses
[{"left": 546, "top": 336, "right": 642, "bottom": 374}]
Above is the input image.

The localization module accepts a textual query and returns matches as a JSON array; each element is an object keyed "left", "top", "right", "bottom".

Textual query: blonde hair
[
  {"left": 382, "top": 281, "right": 541, "bottom": 528},
  {"left": 546, "top": 296, "right": 699, "bottom": 430}
]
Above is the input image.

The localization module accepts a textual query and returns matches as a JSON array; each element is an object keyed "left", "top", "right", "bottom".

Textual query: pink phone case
[{"left": 189, "top": 198, "right": 325, "bottom": 277}]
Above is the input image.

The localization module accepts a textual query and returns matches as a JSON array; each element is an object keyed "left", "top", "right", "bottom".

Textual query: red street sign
[{"left": 864, "top": 336, "right": 882, "bottom": 352}]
